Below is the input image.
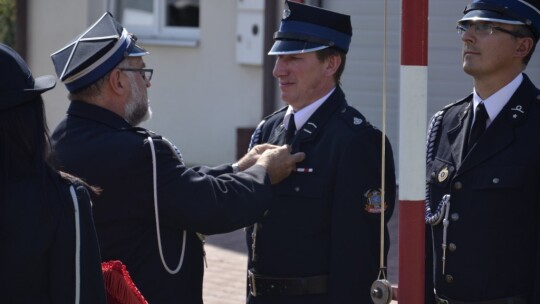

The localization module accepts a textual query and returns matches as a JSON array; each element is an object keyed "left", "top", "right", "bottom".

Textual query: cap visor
[
  {"left": 268, "top": 40, "right": 329, "bottom": 55},
  {"left": 1, "top": 75, "right": 57, "bottom": 111},
  {"left": 127, "top": 43, "right": 149, "bottom": 57},
  {"left": 31, "top": 75, "right": 57, "bottom": 93},
  {"left": 459, "top": 10, "right": 525, "bottom": 25}
]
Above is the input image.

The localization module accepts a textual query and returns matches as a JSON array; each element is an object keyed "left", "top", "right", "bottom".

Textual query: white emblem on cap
[
  {"left": 354, "top": 117, "right": 363, "bottom": 125},
  {"left": 283, "top": 9, "right": 291, "bottom": 19}
]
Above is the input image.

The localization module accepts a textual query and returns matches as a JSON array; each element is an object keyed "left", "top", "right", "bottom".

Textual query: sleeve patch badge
[{"left": 364, "top": 189, "right": 387, "bottom": 214}]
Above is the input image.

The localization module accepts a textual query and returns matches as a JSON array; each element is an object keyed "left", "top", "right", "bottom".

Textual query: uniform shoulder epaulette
[{"left": 338, "top": 105, "right": 371, "bottom": 131}]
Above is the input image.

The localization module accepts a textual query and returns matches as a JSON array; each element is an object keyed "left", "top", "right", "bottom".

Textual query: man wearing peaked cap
[
  {"left": 49, "top": 11, "right": 304, "bottom": 304},
  {"left": 51, "top": 12, "right": 148, "bottom": 93},
  {"left": 245, "top": 1, "right": 396, "bottom": 303},
  {"left": 268, "top": 0, "right": 352, "bottom": 55},
  {"left": 424, "top": 0, "right": 540, "bottom": 303},
  {"left": 459, "top": 0, "right": 540, "bottom": 40}
]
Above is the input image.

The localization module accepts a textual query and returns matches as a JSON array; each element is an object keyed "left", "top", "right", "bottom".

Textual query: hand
[
  {"left": 255, "top": 145, "right": 305, "bottom": 184},
  {"left": 236, "top": 144, "right": 280, "bottom": 171}
]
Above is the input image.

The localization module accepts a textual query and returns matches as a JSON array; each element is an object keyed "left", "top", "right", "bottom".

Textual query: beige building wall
[
  {"left": 29, "top": 0, "right": 265, "bottom": 166},
  {"left": 27, "top": 0, "right": 90, "bottom": 134},
  {"left": 27, "top": 0, "right": 540, "bottom": 169}
]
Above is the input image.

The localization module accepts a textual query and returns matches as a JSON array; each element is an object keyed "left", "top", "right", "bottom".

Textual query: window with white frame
[{"left": 111, "top": 0, "right": 200, "bottom": 46}]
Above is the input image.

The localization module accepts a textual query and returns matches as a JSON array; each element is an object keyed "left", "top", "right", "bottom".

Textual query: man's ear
[
  {"left": 108, "top": 68, "right": 126, "bottom": 95},
  {"left": 325, "top": 54, "right": 341, "bottom": 77},
  {"left": 515, "top": 37, "right": 534, "bottom": 59}
]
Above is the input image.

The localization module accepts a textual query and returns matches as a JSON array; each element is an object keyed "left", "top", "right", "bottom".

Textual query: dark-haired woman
[{"left": 0, "top": 43, "right": 106, "bottom": 303}]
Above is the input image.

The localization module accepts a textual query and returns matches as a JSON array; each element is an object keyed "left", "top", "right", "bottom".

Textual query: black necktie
[
  {"left": 285, "top": 113, "right": 296, "bottom": 145},
  {"left": 467, "top": 102, "right": 488, "bottom": 153}
]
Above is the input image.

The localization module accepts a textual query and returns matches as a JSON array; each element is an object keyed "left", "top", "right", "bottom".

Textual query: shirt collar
[
  {"left": 472, "top": 73, "right": 523, "bottom": 127},
  {"left": 284, "top": 87, "right": 336, "bottom": 130}
]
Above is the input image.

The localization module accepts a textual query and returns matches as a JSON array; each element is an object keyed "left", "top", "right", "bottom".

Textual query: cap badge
[
  {"left": 364, "top": 189, "right": 386, "bottom": 214},
  {"left": 438, "top": 167, "right": 449, "bottom": 183},
  {"left": 283, "top": 8, "right": 291, "bottom": 19},
  {"left": 353, "top": 117, "right": 363, "bottom": 125}
]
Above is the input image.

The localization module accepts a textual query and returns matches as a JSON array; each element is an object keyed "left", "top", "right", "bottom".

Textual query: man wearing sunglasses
[
  {"left": 49, "top": 12, "right": 304, "bottom": 304},
  {"left": 425, "top": 0, "right": 540, "bottom": 303}
]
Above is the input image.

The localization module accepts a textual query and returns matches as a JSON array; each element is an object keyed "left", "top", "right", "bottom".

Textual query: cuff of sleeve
[{"left": 232, "top": 163, "right": 240, "bottom": 173}]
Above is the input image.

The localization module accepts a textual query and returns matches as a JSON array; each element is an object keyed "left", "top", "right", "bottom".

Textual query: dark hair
[
  {"left": 514, "top": 25, "right": 537, "bottom": 65},
  {"left": 0, "top": 96, "right": 50, "bottom": 181},
  {"left": 0, "top": 96, "right": 99, "bottom": 194},
  {"left": 316, "top": 48, "right": 347, "bottom": 85}
]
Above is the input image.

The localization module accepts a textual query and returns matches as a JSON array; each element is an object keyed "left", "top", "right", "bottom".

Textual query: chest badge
[
  {"left": 364, "top": 189, "right": 386, "bottom": 214},
  {"left": 438, "top": 167, "right": 449, "bottom": 183}
]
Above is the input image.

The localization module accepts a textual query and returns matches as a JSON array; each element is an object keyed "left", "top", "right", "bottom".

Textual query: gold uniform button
[
  {"left": 492, "top": 178, "right": 500, "bottom": 184},
  {"left": 448, "top": 243, "right": 457, "bottom": 252},
  {"left": 438, "top": 167, "right": 449, "bottom": 182},
  {"left": 445, "top": 274, "right": 454, "bottom": 283},
  {"left": 453, "top": 181, "right": 462, "bottom": 190},
  {"left": 451, "top": 213, "right": 460, "bottom": 221}
]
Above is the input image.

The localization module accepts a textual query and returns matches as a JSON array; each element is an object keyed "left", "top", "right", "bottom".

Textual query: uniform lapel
[
  {"left": 293, "top": 87, "right": 345, "bottom": 146},
  {"left": 267, "top": 121, "right": 287, "bottom": 145},
  {"left": 458, "top": 76, "right": 534, "bottom": 175},
  {"left": 446, "top": 100, "right": 471, "bottom": 168}
]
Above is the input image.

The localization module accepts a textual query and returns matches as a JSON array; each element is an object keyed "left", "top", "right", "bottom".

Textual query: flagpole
[{"left": 397, "top": 0, "right": 429, "bottom": 302}]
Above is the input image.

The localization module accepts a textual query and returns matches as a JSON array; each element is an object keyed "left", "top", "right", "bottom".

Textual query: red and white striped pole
[{"left": 397, "top": 0, "right": 428, "bottom": 302}]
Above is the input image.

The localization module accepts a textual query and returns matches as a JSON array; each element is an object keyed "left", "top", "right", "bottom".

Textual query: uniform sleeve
[
  {"left": 425, "top": 225, "right": 436, "bottom": 303},
  {"left": 534, "top": 181, "right": 540, "bottom": 302},
  {"left": 424, "top": 111, "right": 439, "bottom": 304},
  {"left": 50, "top": 184, "right": 106, "bottom": 304},
  {"left": 146, "top": 137, "right": 273, "bottom": 234},
  {"left": 328, "top": 129, "right": 396, "bottom": 303}
]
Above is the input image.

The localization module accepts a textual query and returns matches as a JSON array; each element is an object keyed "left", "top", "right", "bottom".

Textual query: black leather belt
[
  {"left": 248, "top": 269, "right": 328, "bottom": 297},
  {"left": 435, "top": 294, "right": 530, "bottom": 304}
]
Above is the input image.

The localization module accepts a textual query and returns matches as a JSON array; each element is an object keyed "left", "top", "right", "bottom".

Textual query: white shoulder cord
[
  {"left": 69, "top": 185, "right": 81, "bottom": 304},
  {"left": 147, "top": 136, "right": 187, "bottom": 275},
  {"left": 424, "top": 109, "right": 452, "bottom": 281}
]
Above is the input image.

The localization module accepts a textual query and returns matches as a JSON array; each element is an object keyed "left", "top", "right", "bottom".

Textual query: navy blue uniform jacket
[
  {"left": 1, "top": 171, "right": 106, "bottom": 303},
  {"left": 425, "top": 74, "right": 540, "bottom": 302},
  {"left": 51, "top": 101, "right": 273, "bottom": 304},
  {"left": 246, "top": 86, "right": 396, "bottom": 303}
]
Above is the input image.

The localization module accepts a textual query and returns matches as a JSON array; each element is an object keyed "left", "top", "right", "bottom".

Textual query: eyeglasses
[
  {"left": 456, "top": 22, "right": 524, "bottom": 38},
  {"left": 119, "top": 68, "right": 153, "bottom": 82}
]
